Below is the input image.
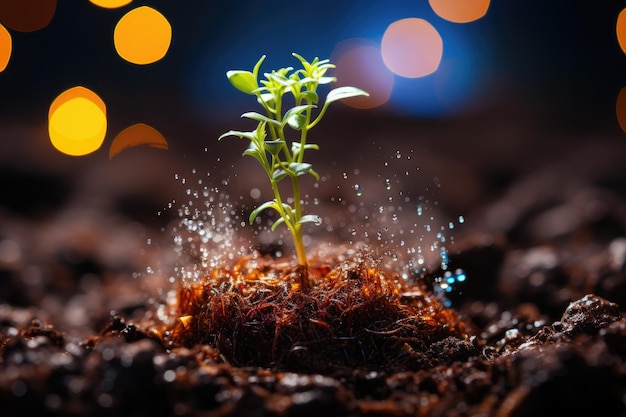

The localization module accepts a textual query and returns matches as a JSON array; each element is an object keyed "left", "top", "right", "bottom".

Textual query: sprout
[{"left": 219, "top": 53, "right": 368, "bottom": 281}]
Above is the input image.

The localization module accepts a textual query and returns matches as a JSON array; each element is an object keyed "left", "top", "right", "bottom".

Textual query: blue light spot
[{"left": 455, "top": 269, "right": 467, "bottom": 282}]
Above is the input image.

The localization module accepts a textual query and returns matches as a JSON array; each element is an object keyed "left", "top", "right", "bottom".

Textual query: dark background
[{"left": 1, "top": 0, "right": 626, "bottom": 242}]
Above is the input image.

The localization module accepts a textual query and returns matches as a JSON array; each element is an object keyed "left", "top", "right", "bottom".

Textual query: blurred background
[{"left": 1, "top": 0, "right": 626, "bottom": 246}]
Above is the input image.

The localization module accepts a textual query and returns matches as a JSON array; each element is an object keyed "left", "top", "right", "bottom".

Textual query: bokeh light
[
  {"left": 616, "top": 86, "right": 626, "bottom": 133},
  {"left": 109, "top": 123, "right": 168, "bottom": 159},
  {"left": 617, "top": 9, "right": 626, "bottom": 55},
  {"left": 114, "top": 6, "right": 172, "bottom": 65},
  {"left": 332, "top": 39, "right": 393, "bottom": 109},
  {"left": 0, "top": 23, "right": 11, "bottom": 72},
  {"left": 89, "top": 0, "right": 133, "bottom": 9},
  {"left": 48, "top": 87, "right": 107, "bottom": 156},
  {"left": 0, "top": 0, "right": 56, "bottom": 32},
  {"left": 428, "top": 0, "right": 490, "bottom": 24},
  {"left": 381, "top": 18, "right": 443, "bottom": 78}
]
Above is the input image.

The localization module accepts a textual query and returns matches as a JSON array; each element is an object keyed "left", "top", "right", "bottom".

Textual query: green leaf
[
  {"left": 297, "top": 214, "right": 322, "bottom": 226},
  {"left": 241, "top": 112, "right": 281, "bottom": 128},
  {"left": 317, "top": 76, "right": 336, "bottom": 85},
  {"left": 291, "top": 142, "right": 319, "bottom": 158},
  {"left": 300, "top": 90, "right": 319, "bottom": 104},
  {"left": 264, "top": 139, "right": 283, "bottom": 155},
  {"left": 226, "top": 70, "right": 258, "bottom": 95},
  {"left": 282, "top": 105, "right": 311, "bottom": 122},
  {"left": 257, "top": 93, "right": 276, "bottom": 109},
  {"left": 270, "top": 217, "right": 285, "bottom": 231},
  {"left": 288, "top": 162, "right": 313, "bottom": 176},
  {"left": 292, "top": 52, "right": 309, "bottom": 68},
  {"left": 242, "top": 145, "right": 263, "bottom": 162},
  {"left": 326, "top": 86, "right": 369, "bottom": 104},
  {"left": 287, "top": 114, "right": 307, "bottom": 130},
  {"left": 218, "top": 129, "right": 256, "bottom": 141},
  {"left": 252, "top": 55, "right": 266, "bottom": 79},
  {"left": 266, "top": 69, "right": 294, "bottom": 87},
  {"left": 272, "top": 168, "right": 287, "bottom": 182},
  {"left": 282, "top": 105, "right": 313, "bottom": 130},
  {"left": 249, "top": 200, "right": 278, "bottom": 224}
]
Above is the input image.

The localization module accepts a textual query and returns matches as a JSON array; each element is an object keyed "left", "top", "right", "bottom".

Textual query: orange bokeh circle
[
  {"left": 0, "top": 0, "right": 56, "bottom": 32},
  {"left": 114, "top": 6, "right": 172, "bottom": 65},
  {"left": 381, "top": 18, "right": 443, "bottom": 78},
  {"left": 429, "top": 0, "right": 490, "bottom": 24},
  {"left": 617, "top": 9, "right": 626, "bottom": 55},
  {"left": 0, "top": 23, "right": 11, "bottom": 72},
  {"left": 332, "top": 39, "right": 393, "bottom": 109},
  {"left": 89, "top": 0, "right": 133, "bottom": 9}
]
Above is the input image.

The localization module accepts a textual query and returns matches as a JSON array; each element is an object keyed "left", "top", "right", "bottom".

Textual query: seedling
[{"left": 219, "top": 53, "right": 368, "bottom": 273}]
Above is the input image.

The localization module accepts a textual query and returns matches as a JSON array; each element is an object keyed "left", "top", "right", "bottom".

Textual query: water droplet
[
  {"left": 440, "top": 249, "right": 449, "bottom": 270},
  {"left": 455, "top": 269, "right": 467, "bottom": 282},
  {"left": 417, "top": 205, "right": 423, "bottom": 216},
  {"left": 385, "top": 178, "right": 391, "bottom": 190},
  {"left": 448, "top": 221, "right": 455, "bottom": 230},
  {"left": 250, "top": 188, "right": 261, "bottom": 199},
  {"left": 343, "top": 172, "right": 348, "bottom": 179},
  {"left": 353, "top": 184, "right": 363, "bottom": 197},
  {"left": 458, "top": 215, "right": 465, "bottom": 224}
]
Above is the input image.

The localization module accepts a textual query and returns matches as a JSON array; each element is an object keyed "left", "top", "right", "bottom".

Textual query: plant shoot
[{"left": 219, "top": 53, "right": 368, "bottom": 272}]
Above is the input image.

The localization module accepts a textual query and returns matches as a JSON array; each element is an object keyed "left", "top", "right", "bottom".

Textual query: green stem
[
  {"left": 297, "top": 103, "right": 312, "bottom": 164},
  {"left": 293, "top": 223, "right": 307, "bottom": 267}
]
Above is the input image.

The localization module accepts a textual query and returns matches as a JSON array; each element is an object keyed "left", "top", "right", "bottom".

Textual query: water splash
[
  {"left": 167, "top": 169, "right": 251, "bottom": 285},
  {"left": 329, "top": 146, "right": 467, "bottom": 284},
  {"left": 433, "top": 268, "right": 468, "bottom": 307},
  {"left": 160, "top": 143, "right": 467, "bottom": 298}
]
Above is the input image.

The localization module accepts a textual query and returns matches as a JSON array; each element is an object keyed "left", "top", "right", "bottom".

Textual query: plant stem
[{"left": 290, "top": 175, "right": 306, "bottom": 264}]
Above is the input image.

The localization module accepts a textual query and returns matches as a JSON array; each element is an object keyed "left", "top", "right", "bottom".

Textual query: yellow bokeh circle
[
  {"left": 89, "top": 0, "right": 132, "bottom": 9},
  {"left": 48, "top": 87, "right": 107, "bottom": 156},
  {"left": 114, "top": 6, "right": 171, "bottom": 65},
  {"left": 0, "top": 23, "right": 11, "bottom": 72}
]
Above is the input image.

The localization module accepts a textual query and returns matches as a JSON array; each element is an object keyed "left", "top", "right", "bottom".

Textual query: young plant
[{"left": 219, "top": 53, "right": 368, "bottom": 274}]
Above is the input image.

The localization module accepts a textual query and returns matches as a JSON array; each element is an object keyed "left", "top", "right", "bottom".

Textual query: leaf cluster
[{"left": 219, "top": 53, "right": 368, "bottom": 267}]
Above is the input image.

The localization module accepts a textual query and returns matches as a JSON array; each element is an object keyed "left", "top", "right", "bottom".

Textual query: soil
[{"left": 1, "top": 114, "right": 626, "bottom": 416}]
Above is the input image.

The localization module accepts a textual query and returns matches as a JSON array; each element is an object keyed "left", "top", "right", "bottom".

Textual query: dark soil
[{"left": 1, "top": 116, "right": 626, "bottom": 416}]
